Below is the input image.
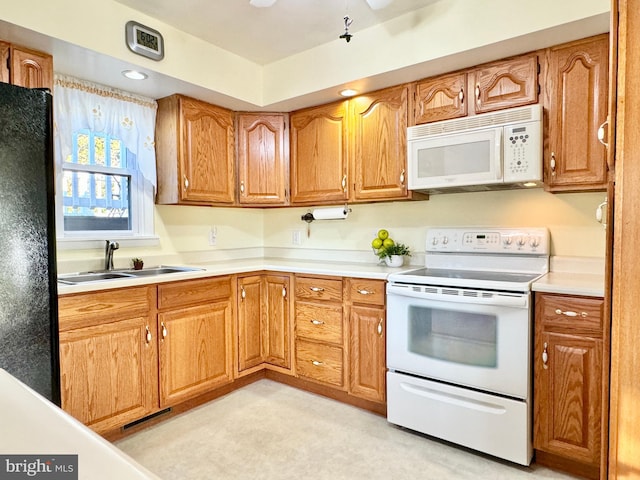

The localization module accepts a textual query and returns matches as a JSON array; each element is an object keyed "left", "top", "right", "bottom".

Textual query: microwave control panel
[{"left": 503, "top": 120, "right": 542, "bottom": 183}]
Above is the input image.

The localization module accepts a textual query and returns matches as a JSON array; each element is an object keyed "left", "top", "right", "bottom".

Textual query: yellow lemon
[
  {"left": 377, "top": 229, "right": 389, "bottom": 240},
  {"left": 383, "top": 238, "right": 395, "bottom": 248},
  {"left": 371, "top": 238, "right": 383, "bottom": 249}
]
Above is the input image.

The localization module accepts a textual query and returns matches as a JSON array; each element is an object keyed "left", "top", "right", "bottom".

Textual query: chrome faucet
[{"left": 104, "top": 240, "right": 120, "bottom": 271}]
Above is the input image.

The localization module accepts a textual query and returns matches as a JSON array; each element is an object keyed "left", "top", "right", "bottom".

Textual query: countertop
[
  {"left": 0, "top": 369, "right": 159, "bottom": 480},
  {"left": 57, "top": 256, "right": 606, "bottom": 298}
]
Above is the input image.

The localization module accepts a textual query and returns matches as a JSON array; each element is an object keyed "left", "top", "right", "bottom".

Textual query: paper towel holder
[{"left": 301, "top": 204, "right": 351, "bottom": 223}]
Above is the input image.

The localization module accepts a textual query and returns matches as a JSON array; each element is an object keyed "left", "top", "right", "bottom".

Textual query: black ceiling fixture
[{"left": 339, "top": 15, "right": 354, "bottom": 43}]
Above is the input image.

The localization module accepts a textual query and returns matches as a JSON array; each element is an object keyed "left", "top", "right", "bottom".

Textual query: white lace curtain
[{"left": 53, "top": 74, "right": 158, "bottom": 187}]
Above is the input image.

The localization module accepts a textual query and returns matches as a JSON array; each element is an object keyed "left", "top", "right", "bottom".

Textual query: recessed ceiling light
[
  {"left": 122, "top": 70, "right": 148, "bottom": 80},
  {"left": 340, "top": 89, "right": 358, "bottom": 97}
]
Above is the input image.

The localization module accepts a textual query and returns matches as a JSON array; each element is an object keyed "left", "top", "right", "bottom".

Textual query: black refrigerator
[{"left": 0, "top": 81, "right": 60, "bottom": 405}]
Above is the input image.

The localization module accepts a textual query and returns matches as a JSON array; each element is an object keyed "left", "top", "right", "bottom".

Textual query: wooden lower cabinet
[
  {"left": 157, "top": 277, "right": 234, "bottom": 407},
  {"left": 534, "top": 292, "right": 605, "bottom": 479},
  {"left": 58, "top": 287, "right": 158, "bottom": 435},
  {"left": 236, "top": 273, "right": 292, "bottom": 375}
]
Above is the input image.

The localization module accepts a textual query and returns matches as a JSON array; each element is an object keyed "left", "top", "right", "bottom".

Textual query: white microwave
[{"left": 407, "top": 104, "right": 543, "bottom": 193}]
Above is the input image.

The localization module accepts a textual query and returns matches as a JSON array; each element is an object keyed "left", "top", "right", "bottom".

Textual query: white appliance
[
  {"left": 386, "top": 227, "right": 549, "bottom": 466},
  {"left": 407, "top": 105, "right": 543, "bottom": 193}
]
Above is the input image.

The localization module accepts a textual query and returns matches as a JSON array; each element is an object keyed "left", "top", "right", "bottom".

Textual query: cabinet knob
[
  {"left": 550, "top": 152, "right": 556, "bottom": 176},
  {"left": 542, "top": 342, "right": 549, "bottom": 369},
  {"left": 145, "top": 326, "right": 152, "bottom": 344},
  {"left": 282, "top": 286, "right": 287, "bottom": 298},
  {"left": 357, "top": 289, "right": 374, "bottom": 295},
  {"left": 309, "top": 286, "right": 325, "bottom": 293},
  {"left": 311, "top": 319, "right": 325, "bottom": 325},
  {"left": 183, "top": 176, "right": 189, "bottom": 190},
  {"left": 240, "top": 181, "right": 245, "bottom": 194},
  {"left": 399, "top": 169, "right": 405, "bottom": 186},
  {"left": 341, "top": 174, "right": 347, "bottom": 193},
  {"left": 241, "top": 286, "right": 246, "bottom": 300},
  {"left": 459, "top": 88, "right": 464, "bottom": 104},
  {"left": 475, "top": 84, "right": 481, "bottom": 103},
  {"left": 377, "top": 318, "right": 383, "bottom": 337},
  {"left": 311, "top": 360, "right": 324, "bottom": 367},
  {"left": 161, "top": 322, "right": 167, "bottom": 339}
]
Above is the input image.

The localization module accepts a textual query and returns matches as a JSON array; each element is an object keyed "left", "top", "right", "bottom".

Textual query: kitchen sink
[{"left": 58, "top": 266, "right": 204, "bottom": 285}]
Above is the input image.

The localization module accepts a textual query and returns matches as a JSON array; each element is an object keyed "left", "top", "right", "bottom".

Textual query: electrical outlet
[
  {"left": 208, "top": 226, "right": 217, "bottom": 246},
  {"left": 292, "top": 230, "right": 301, "bottom": 245}
]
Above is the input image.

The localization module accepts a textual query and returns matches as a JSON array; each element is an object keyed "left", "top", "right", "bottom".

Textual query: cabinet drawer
[
  {"left": 295, "top": 276, "right": 342, "bottom": 302},
  {"left": 296, "top": 303, "right": 343, "bottom": 344},
  {"left": 58, "top": 286, "right": 155, "bottom": 331},
  {"left": 296, "top": 340, "right": 344, "bottom": 388},
  {"left": 158, "top": 276, "right": 231, "bottom": 310},
  {"left": 536, "top": 293, "right": 604, "bottom": 334},
  {"left": 346, "top": 278, "right": 385, "bottom": 306}
]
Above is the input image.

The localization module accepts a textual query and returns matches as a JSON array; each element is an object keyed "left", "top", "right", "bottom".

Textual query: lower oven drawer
[{"left": 387, "top": 371, "right": 532, "bottom": 466}]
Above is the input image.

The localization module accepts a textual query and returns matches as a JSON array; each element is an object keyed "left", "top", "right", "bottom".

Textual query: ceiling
[{"left": 113, "top": 0, "right": 440, "bottom": 65}]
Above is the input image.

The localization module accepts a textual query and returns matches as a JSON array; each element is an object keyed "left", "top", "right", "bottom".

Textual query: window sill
[{"left": 56, "top": 235, "right": 160, "bottom": 250}]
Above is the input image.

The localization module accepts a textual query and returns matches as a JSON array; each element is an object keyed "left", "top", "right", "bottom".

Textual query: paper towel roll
[{"left": 312, "top": 207, "right": 349, "bottom": 220}]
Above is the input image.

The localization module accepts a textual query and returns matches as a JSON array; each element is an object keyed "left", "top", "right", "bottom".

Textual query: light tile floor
[{"left": 116, "top": 380, "right": 581, "bottom": 480}]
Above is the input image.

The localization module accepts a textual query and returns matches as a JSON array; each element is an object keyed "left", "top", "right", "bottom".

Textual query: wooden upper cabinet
[
  {"left": 236, "top": 113, "right": 288, "bottom": 205},
  {"left": 10, "top": 46, "right": 53, "bottom": 92},
  {"left": 290, "top": 101, "right": 349, "bottom": 204},
  {"left": 544, "top": 34, "right": 609, "bottom": 192},
  {"left": 470, "top": 53, "right": 538, "bottom": 114},
  {"left": 0, "top": 42, "right": 9, "bottom": 84},
  {"left": 414, "top": 72, "right": 467, "bottom": 124},
  {"left": 156, "top": 94, "right": 235, "bottom": 205},
  {"left": 350, "top": 85, "right": 410, "bottom": 202},
  {"left": 413, "top": 53, "right": 538, "bottom": 125}
]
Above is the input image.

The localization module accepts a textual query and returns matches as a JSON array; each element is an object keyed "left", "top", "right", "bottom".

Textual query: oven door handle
[
  {"left": 386, "top": 284, "right": 528, "bottom": 308},
  {"left": 399, "top": 382, "right": 507, "bottom": 415}
]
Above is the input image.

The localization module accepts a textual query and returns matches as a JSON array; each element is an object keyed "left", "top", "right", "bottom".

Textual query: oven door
[{"left": 386, "top": 283, "right": 531, "bottom": 399}]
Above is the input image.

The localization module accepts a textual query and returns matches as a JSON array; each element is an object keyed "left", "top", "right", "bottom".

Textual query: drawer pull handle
[
  {"left": 311, "top": 360, "right": 323, "bottom": 367},
  {"left": 357, "top": 289, "right": 374, "bottom": 295},
  {"left": 311, "top": 319, "right": 324, "bottom": 325},
  {"left": 145, "top": 326, "right": 152, "bottom": 344},
  {"left": 377, "top": 318, "right": 383, "bottom": 337},
  {"left": 554, "top": 309, "right": 587, "bottom": 318},
  {"left": 309, "top": 287, "right": 325, "bottom": 293},
  {"left": 542, "top": 342, "right": 549, "bottom": 370},
  {"left": 161, "top": 322, "right": 167, "bottom": 339}
]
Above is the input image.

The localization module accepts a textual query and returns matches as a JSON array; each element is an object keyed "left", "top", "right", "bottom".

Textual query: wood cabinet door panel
[
  {"left": 414, "top": 72, "right": 468, "bottom": 124},
  {"left": 179, "top": 97, "right": 235, "bottom": 203},
  {"left": 534, "top": 331, "right": 602, "bottom": 466},
  {"left": 296, "top": 339, "right": 344, "bottom": 388},
  {"left": 0, "top": 42, "right": 9, "bottom": 84},
  {"left": 237, "top": 113, "right": 288, "bottom": 205},
  {"left": 237, "top": 275, "right": 265, "bottom": 372},
  {"left": 471, "top": 54, "right": 538, "bottom": 113},
  {"left": 264, "top": 275, "right": 291, "bottom": 368},
  {"left": 545, "top": 35, "right": 608, "bottom": 190},
  {"left": 159, "top": 301, "right": 233, "bottom": 407},
  {"left": 351, "top": 85, "right": 409, "bottom": 201},
  {"left": 349, "top": 305, "right": 386, "bottom": 403},
  {"left": 10, "top": 46, "right": 53, "bottom": 91},
  {"left": 59, "top": 316, "right": 158, "bottom": 433},
  {"left": 290, "top": 102, "right": 348, "bottom": 204}
]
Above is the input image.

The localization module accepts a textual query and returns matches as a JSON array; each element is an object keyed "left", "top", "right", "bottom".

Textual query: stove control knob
[
  {"left": 529, "top": 237, "right": 540, "bottom": 248},
  {"left": 431, "top": 237, "right": 438, "bottom": 246},
  {"left": 442, "top": 236, "right": 449, "bottom": 245},
  {"left": 516, "top": 236, "right": 526, "bottom": 247},
  {"left": 503, "top": 237, "right": 513, "bottom": 247}
]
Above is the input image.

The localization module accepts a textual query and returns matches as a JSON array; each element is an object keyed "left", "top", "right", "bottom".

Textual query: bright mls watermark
[{"left": 0, "top": 456, "right": 77, "bottom": 479}]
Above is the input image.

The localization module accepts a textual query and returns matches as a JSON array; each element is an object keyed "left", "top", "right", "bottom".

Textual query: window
[{"left": 53, "top": 75, "right": 157, "bottom": 245}]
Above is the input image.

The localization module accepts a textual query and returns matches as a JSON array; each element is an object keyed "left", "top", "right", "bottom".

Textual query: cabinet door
[
  {"left": 264, "top": 274, "right": 291, "bottom": 369},
  {"left": 159, "top": 301, "right": 233, "bottom": 407},
  {"left": 545, "top": 35, "right": 608, "bottom": 191},
  {"left": 414, "top": 72, "right": 468, "bottom": 124},
  {"left": 59, "top": 316, "right": 158, "bottom": 434},
  {"left": 350, "top": 85, "right": 409, "bottom": 201},
  {"left": 237, "top": 113, "right": 288, "bottom": 205},
  {"left": 534, "top": 331, "right": 603, "bottom": 466},
  {"left": 237, "top": 275, "right": 265, "bottom": 372},
  {"left": 471, "top": 53, "right": 538, "bottom": 114},
  {"left": 290, "top": 101, "right": 349, "bottom": 204},
  {"left": 349, "top": 305, "right": 386, "bottom": 403},
  {"left": 0, "top": 42, "right": 9, "bottom": 84},
  {"left": 9, "top": 46, "right": 53, "bottom": 92},
  {"left": 180, "top": 97, "right": 235, "bottom": 204}
]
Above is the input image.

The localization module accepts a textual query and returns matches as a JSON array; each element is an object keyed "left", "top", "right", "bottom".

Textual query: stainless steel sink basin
[
  {"left": 58, "top": 272, "right": 136, "bottom": 285},
  {"left": 58, "top": 266, "right": 204, "bottom": 285},
  {"left": 126, "top": 266, "right": 204, "bottom": 276}
]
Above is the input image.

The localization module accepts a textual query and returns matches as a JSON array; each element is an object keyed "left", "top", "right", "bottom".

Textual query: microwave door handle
[{"left": 495, "top": 129, "right": 503, "bottom": 180}]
